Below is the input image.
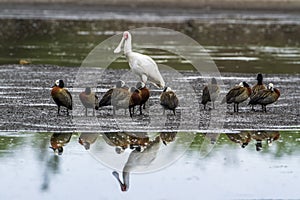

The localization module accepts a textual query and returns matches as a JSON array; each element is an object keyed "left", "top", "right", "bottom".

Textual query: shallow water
[
  {"left": 0, "top": 131, "right": 299, "bottom": 199},
  {"left": 0, "top": 8, "right": 300, "bottom": 73}
]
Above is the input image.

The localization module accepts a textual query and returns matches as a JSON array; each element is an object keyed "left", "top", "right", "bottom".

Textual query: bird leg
[
  {"left": 173, "top": 109, "right": 176, "bottom": 115},
  {"left": 212, "top": 102, "right": 215, "bottom": 109},
  {"left": 139, "top": 105, "right": 143, "bottom": 115},
  {"left": 129, "top": 107, "right": 133, "bottom": 118},
  {"left": 57, "top": 106, "right": 60, "bottom": 116},
  {"left": 85, "top": 108, "right": 88, "bottom": 117},
  {"left": 93, "top": 108, "right": 95, "bottom": 116},
  {"left": 237, "top": 103, "right": 239, "bottom": 113},
  {"left": 233, "top": 104, "right": 236, "bottom": 113}
]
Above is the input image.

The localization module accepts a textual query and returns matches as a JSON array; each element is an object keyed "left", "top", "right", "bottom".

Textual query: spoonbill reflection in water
[
  {"left": 112, "top": 136, "right": 161, "bottom": 191},
  {"left": 114, "top": 31, "right": 165, "bottom": 88}
]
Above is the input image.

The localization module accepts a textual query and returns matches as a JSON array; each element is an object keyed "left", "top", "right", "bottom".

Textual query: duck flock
[{"left": 51, "top": 31, "right": 280, "bottom": 117}]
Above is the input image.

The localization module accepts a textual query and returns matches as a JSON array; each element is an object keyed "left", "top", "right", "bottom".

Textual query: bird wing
[
  {"left": 201, "top": 86, "right": 211, "bottom": 104},
  {"left": 99, "top": 88, "right": 113, "bottom": 107},
  {"left": 226, "top": 86, "right": 244, "bottom": 103},
  {"left": 54, "top": 88, "right": 72, "bottom": 109},
  {"left": 130, "top": 52, "right": 165, "bottom": 88}
]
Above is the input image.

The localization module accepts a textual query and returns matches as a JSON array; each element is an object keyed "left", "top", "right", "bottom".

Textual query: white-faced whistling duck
[
  {"left": 201, "top": 78, "right": 220, "bottom": 110},
  {"left": 111, "top": 86, "right": 132, "bottom": 115},
  {"left": 79, "top": 87, "right": 99, "bottom": 116},
  {"left": 99, "top": 80, "right": 127, "bottom": 107},
  {"left": 248, "top": 83, "right": 280, "bottom": 112},
  {"left": 129, "top": 86, "right": 143, "bottom": 118},
  {"left": 51, "top": 79, "right": 72, "bottom": 116},
  {"left": 250, "top": 73, "right": 267, "bottom": 111},
  {"left": 222, "top": 81, "right": 252, "bottom": 113},
  {"left": 160, "top": 87, "right": 179, "bottom": 115},
  {"left": 136, "top": 82, "right": 150, "bottom": 109}
]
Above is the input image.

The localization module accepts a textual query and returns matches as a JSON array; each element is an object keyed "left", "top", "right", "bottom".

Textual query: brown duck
[
  {"left": 79, "top": 87, "right": 99, "bottom": 116},
  {"left": 248, "top": 83, "right": 280, "bottom": 112},
  {"left": 250, "top": 73, "right": 266, "bottom": 110},
  {"left": 201, "top": 78, "right": 220, "bottom": 110},
  {"left": 99, "top": 80, "right": 127, "bottom": 108},
  {"left": 136, "top": 82, "right": 150, "bottom": 110},
  {"left": 129, "top": 87, "right": 143, "bottom": 117},
  {"left": 222, "top": 82, "right": 251, "bottom": 112},
  {"left": 160, "top": 87, "right": 179, "bottom": 115},
  {"left": 51, "top": 79, "right": 72, "bottom": 116}
]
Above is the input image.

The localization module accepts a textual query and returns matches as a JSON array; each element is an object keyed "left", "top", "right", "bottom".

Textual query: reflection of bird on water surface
[
  {"left": 160, "top": 132, "right": 177, "bottom": 145},
  {"left": 112, "top": 136, "right": 161, "bottom": 192},
  {"left": 114, "top": 31, "right": 165, "bottom": 88},
  {"left": 102, "top": 132, "right": 149, "bottom": 154},
  {"left": 78, "top": 133, "right": 99, "bottom": 150},
  {"left": 251, "top": 131, "right": 280, "bottom": 151},
  {"left": 226, "top": 132, "right": 252, "bottom": 148},
  {"left": 49, "top": 133, "right": 72, "bottom": 155}
]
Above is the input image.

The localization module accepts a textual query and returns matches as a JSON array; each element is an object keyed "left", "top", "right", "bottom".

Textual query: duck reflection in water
[
  {"left": 49, "top": 133, "right": 72, "bottom": 155},
  {"left": 78, "top": 133, "right": 99, "bottom": 150},
  {"left": 112, "top": 136, "right": 161, "bottom": 192},
  {"left": 226, "top": 132, "right": 252, "bottom": 148},
  {"left": 102, "top": 132, "right": 150, "bottom": 154},
  {"left": 160, "top": 132, "right": 177, "bottom": 145},
  {"left": 250, "top": 131, "right": 280, "bottom": 151},
  {"left": 226, "top": 131, "right": 280, "bottom": 151}
]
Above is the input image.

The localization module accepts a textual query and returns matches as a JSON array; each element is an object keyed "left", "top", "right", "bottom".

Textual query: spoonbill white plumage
[{"left": 114, "top": 31, "right": 165, "bottom": 88}]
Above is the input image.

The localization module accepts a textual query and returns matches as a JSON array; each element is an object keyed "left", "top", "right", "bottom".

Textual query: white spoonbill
[{"left": 114, "top": 31, "right": 165, "bottom": 88}]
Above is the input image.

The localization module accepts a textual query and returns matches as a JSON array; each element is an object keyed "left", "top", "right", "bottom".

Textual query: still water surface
[{"left": 0, "top": 131, "right": 299, "bottom": 199}]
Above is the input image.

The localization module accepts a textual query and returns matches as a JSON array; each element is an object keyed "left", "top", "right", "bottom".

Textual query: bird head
[
  {"left": 116, "top": 80, "right": 125, "bottom": 88},
  {"left": 268, "top": 83, "right": 274, "bottom": 91},
  {"left": 211, "top": 78, "right": 217, "bottom": 84},
  {"left": 54, "top": 79, "right": 64, "bottom": 88},
  {"left": 114, "top": 31, "right": 131, "bottom": 54},
  {"left": 257, "top": 73, "right": 263, "bottom": 81},
  {"left": 136, "top": 82, "right": 146, "bottom": 89},
  {"left": 163, "top": 87, "right": 172, "bottom": 92},
  {"left": 85, "top": 87, "right": 91, "bottom": 94}
]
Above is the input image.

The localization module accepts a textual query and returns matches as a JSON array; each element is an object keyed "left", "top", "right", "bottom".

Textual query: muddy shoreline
[{"left": 0, "top": 64, "right": 298, "bottom": 132}]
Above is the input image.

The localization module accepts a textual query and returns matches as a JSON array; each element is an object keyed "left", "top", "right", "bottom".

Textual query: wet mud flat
[{"left": 0, "top": 64, "right": 299, "bottom": 132}]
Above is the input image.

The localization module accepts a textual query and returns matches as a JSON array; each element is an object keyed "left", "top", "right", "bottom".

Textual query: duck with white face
[
  {"left": 160, "top": 87, "right": 179, "bottom": 115},
  {"left": 248, "top": 83, "right": 280, "bottom": 112},
  {"left": 114, "top": 31, "right": 165, "bottom": 89},
  {"left": 51, "top": 79, "right": 72, "bottom": 116},
  {"left": 222, "top": 81, "right": 252, "bottom": 113}
]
